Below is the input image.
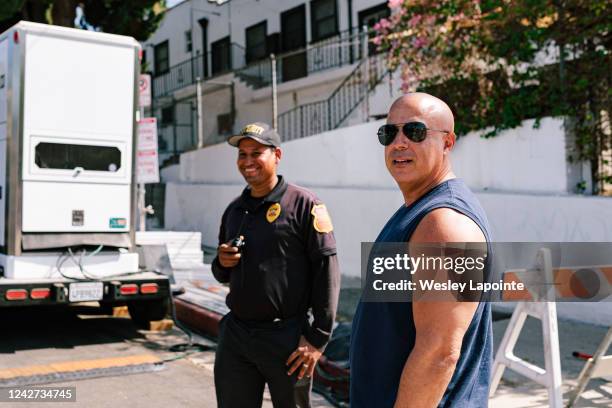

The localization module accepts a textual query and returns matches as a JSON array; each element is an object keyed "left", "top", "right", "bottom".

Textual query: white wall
[
  {"left": 143, "top": 2, "right": 193, "bottom": 69},
  {"left": 164, "top": 181, "right": 612, "bottom": 324},
  {"left": 165, "top": 117, "right": 612, "bottom": 324},
  {"left": 160, "top": 164, "right": 181, "bottom": 182},
  {"left": 178, "top": 117, "right": 572, "bottom": 193},
  {"left": 453, "top": 118, "right": 570, "bottom": 194},
  {"left": 170, "top": 116, "right": 597, "bottom": 270}
]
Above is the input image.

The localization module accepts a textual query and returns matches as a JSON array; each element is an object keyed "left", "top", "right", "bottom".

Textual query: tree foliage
[
  {"left": 375, "top": 0, "right": 611, "bottom": 193},
  {"left": 0, "top": 0, "right": 165, "bottom": 41}
]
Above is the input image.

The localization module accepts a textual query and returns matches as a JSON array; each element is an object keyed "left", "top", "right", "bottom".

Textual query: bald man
[{"left": 349, "top": 93, "right": 493, "bottom": 407}]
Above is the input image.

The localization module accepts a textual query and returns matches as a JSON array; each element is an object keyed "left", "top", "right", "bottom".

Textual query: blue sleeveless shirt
[{"left": 349, "top": 178, "right": 493, "bottom": 407}]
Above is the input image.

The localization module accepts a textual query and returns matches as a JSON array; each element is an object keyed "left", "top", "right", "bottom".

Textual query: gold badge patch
[
  {"left": 266, "top": 203, "right": 281, "bottom": 223},
  {"left": 242, "top": 124, "right": 265, "bottom": 135},
  {"left": 311, "top": 204, "right": 334, "bottom": 233}
]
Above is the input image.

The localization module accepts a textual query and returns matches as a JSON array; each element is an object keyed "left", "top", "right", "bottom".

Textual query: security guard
[{"left": 212, "top": 122, "right": 341, "bottom": 408}]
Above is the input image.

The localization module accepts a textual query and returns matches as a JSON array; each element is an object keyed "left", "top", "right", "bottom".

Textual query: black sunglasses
[{"left": 377, "top": 122, "right": 450, "bottom": 146}]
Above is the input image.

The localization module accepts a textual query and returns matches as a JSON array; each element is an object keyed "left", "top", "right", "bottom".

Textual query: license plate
[{"left": 69, "top": 282, "right": 104, "bottom": 302}]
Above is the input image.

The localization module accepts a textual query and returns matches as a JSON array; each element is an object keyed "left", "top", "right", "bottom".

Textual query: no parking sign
[{"left": 139, "top": 74, "right": 151, "bottom": 108}]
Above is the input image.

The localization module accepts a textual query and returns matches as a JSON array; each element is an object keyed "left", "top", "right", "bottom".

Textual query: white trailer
[{"left": 0, "top": 22, "right": 169, "bottom": 324}]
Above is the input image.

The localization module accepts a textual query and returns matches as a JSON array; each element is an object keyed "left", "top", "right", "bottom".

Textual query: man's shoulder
[
  {"left": 413, "top": 208, "right": 486, "bottom": 243},
  {"left": 284, "top": 182, "right": 321, "bottom": 204},
  {"left": 223, "top": 195, "right": 243, "bottom": 214}
]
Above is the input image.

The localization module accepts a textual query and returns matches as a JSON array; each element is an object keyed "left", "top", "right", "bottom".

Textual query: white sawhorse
[
  {"left": 566, "top": 327, "right": 612, "bottom": 407},
  {"left": 489, "top": 248, "right": 564, "bottom": 407}
]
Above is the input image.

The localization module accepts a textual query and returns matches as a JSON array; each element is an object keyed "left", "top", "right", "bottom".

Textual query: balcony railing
[
  {"left": 152, "top": 43, "right": 245, "bottom": 98},
  {"left": 151, "top": 28, "right": 366, "bottom": 98},
  {"left": 235, "top": 28, "right": 363, "bottom": 89}
]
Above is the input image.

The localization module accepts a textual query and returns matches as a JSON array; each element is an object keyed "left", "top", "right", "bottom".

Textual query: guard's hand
[
  {"left": 286, "top": 336, "right": 322, "bottom": 380},
  {"left": 217, "top": 241, "right": 241, "bottom": 268}
]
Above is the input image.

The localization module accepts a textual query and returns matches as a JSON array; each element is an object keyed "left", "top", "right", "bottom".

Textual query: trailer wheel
[{"left": 128, "top": 298, "right": 169, "bottom": 328}]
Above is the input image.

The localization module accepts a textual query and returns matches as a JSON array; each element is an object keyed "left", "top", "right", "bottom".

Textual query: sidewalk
[
  {"left": 182, "top": 318, "right": 611, "bottom": 407},
  {"left": 489, "top": 315, "right": 611, "bottom": 407}
]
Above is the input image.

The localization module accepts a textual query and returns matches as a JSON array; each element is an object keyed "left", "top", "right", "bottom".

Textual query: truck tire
[{"left": 128, "top": 298, "right": 169, "bottom": 328}]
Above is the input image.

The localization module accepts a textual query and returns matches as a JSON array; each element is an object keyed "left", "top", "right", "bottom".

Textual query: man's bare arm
[{"left": 394, "top": 208, "right": 486, "bottom": 408}]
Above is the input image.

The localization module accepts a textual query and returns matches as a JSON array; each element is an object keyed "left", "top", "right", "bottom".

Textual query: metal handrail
[{"left": 278, "top": 52, "right": 387, "bottom": 141}]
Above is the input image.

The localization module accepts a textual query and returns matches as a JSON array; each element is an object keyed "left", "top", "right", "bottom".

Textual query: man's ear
[
  {"left": 444, "top": 132, "right": 456, "bottom": 154},
  {"left": 275, "top": 147, "right": 282, "bottom": 162}
]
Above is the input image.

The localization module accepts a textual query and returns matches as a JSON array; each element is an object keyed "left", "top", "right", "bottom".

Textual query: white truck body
[{"left": 0, "top": 22, "right": 140, "bottom": 280}]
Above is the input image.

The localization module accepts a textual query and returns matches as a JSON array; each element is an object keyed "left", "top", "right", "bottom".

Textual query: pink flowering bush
[
  {"left": 374, "top": 0, "right": 486, "bottom": 92},
  {"left": 372, "top": 0, "right": 612, "bottom": 193}
]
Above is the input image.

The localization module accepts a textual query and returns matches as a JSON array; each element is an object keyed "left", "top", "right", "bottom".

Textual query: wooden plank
[{"left": 592, "top": 356, "right": 612, "bottom": 378}]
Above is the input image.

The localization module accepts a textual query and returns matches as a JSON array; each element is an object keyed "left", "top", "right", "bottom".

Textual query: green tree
[
  {"left": 0, "top": 0, "right": 166, "bottom": 41},
  {"left": 375, "top": 0, "right": 611, "bottom": 194}
]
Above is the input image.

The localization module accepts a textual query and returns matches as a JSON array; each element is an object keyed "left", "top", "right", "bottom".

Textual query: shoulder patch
[
  {"left": 266, "top": 203, "right": 281, "bottom": 223},
  {"left": 311, "top": 204, "right": 334, "bottom": 233}
]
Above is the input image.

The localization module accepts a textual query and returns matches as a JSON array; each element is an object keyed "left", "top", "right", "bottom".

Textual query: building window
[
  {"left": 140, "top": 50, "right": 148, "bottom": 73},
  {"left": 281, "top": 4, "right": 307, "bottom": 81},
  {"left": 358, "top": 3, "right": 391, "bottom": 55},
  {"left": 245, "top": 21, "right": 267, "bottom": 64},
  {"left": 154, "top": 40, "right": 169, "bottom": 75},
  {"left": 211, "top": 36, "right": 232, "bottom": 75},
  {"left": 217, "top": 113, "right": 233, "bottom": 135},
  {"left": 185, "top": 30, "right": 192, "bottom": 53},
  {"left": 161, "top": 106, "right": 174, "bottom": 126},
  {"left": 311, "top": 0, "right": 338, "bottom": 42}
]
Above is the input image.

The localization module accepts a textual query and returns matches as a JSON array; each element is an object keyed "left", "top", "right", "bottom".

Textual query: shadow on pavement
[{"left": 0, "top": 304, "right": 145, "bottom": 354}]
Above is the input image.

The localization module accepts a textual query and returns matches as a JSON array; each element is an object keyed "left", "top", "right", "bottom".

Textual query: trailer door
[{"left": 20, "top": 30, "right": 137, "bottom": 233}]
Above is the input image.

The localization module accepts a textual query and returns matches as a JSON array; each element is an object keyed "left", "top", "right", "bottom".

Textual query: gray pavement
[
  {"left": 0, "top": 301, "right": 610, "bottom": 407},
  {"left": 490, "top": 314, "right": 612, "bottom": 407},
  {"left": 0, "top": 305, "right": 333, "bottom": 408}
]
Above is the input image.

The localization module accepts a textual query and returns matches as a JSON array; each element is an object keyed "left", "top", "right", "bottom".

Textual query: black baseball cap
[{"left": 228, "top": 122, "right": 281, "bottom": 147}]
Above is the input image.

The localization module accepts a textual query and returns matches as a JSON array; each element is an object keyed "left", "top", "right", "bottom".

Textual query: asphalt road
[
  {"left": 0, "top": 305, "right": 216, "bottom": 407},
  {"left": 1, "top": 304, "right": 609, "bottom": 408},
  {"left": 0, "top": 305, "right": 334, "bottom": 408}
]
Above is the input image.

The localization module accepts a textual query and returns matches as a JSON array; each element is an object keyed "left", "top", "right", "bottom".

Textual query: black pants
[{"left": 214, "top": 313, "right": 312, "bottom": 408}]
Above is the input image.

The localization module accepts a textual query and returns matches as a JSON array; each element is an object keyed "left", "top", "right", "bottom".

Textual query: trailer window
[{"left": 35, "top": 143, "right": 121, "bottom": 172}]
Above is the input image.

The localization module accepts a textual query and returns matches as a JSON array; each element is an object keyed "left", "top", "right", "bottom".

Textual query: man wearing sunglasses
[{"left": 350, "top": 93, "right": 493, "bottom": 407}]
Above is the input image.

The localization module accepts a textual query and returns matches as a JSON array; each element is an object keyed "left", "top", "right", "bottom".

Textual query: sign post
[
  {"left": 137, "top": 117, "right": 159, "bottom": 231},
  {"left": 137, "top": 74, "right": 156, "bottom": 231}
]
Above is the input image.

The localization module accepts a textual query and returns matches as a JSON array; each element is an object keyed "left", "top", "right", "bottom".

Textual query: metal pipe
[
  {"left": 348, "top": 0, "right": 354, "bottom": 63},
  {"left": 196, "top": 76, "right": 204, "bottom": 148},
  {"left": 138, "top": 106, "right": 146, "bottom": 232},
  {"left": 362, "top": 25, "right": 370, "bottom": 122},
  {"left": 271, "top": 53, "right": 278, "bottom": 131}
]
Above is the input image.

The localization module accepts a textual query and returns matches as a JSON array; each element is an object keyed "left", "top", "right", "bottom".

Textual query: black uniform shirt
[{"left": 212, "top": 176, "right": 340, "bottom": 348}]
